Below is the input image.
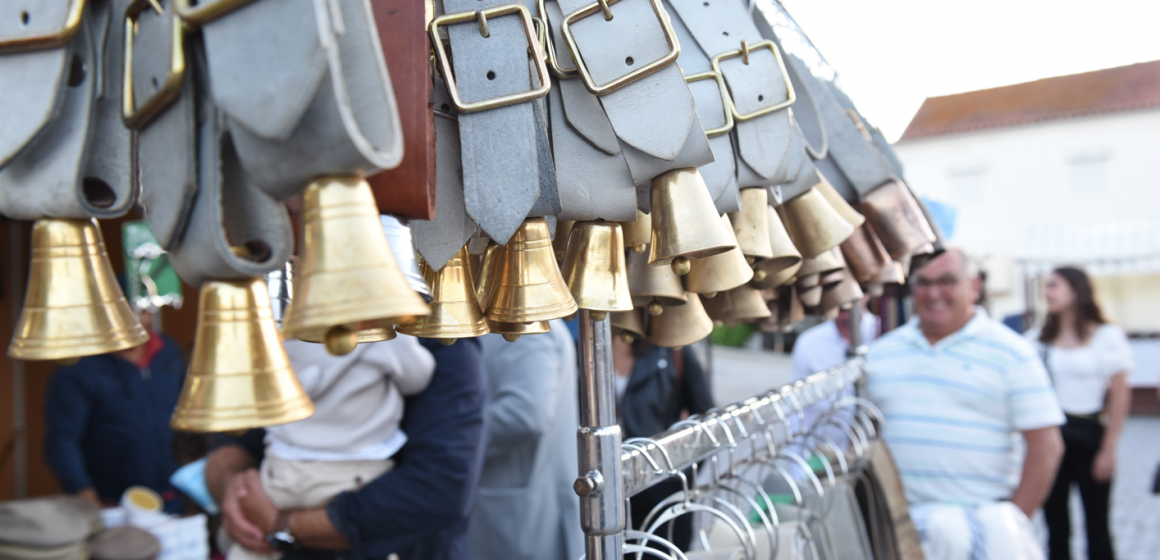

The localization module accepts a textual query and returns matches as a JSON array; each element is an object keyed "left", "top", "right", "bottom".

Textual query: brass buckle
[
  {"left": 560, "top": 0, "right": 680, "bottom": 96},
  {"left": 122, "top": 0, "right": 187, "bottom": 129},
  {"left": 685, "top": 71, "right": 734, "bottom": 138},
  {"left": 173, "top": 0, "right": 259, "bottom": 25},
  {"left": 711, "top": 40, "right": 796, "bottom": 122},
  {"left": 429, "top": 4, "right": 551, "bottom": 114},
  {"left": 0, "top": 0, "right": 86, "bottom": 54},
  {"left": 535, "top": 0, "right": 578, "bottom": 79}
]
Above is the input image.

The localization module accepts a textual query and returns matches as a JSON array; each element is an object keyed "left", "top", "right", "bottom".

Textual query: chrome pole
[{"left": 575, "top": 310, "right": 625, "bottom": 560}]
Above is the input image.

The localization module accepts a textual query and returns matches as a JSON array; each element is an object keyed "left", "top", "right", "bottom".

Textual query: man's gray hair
[{"left": 940, "top": 247, "right": 980, "bottom": 279}]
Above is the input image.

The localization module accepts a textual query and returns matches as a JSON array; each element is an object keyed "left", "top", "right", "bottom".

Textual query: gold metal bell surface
[
  {"left": 840, "top": 223, "right": 892, "bottom": 283},
  {"left": 620, "top": 210, "right": 652, "bottom": 253},
  {"left": 648, "top": 168, "right": 736, "bottom": 268},
  {"left": 727, "top": 188, "right": 774, "bottom": 260},
  {"left": 553, "top": 221, "right": 575, "bottom": 262},
  {"left": 627, "top": 246, "right": 687, "bottom": 312},
  {"left": 702, "top": 285, "right": 773, "bottom": 325},
  {"left": 281, "top": 176, "right": 429, "bottom": 346},
  {"left": 684, "top": 214, "right": 754, "bottom": 295},
  {"left": 797, "top": 247, "right": 845, "bottom": 278},
  {"left": 610, "top": 308, "right": 646, "bottom": 343},
  {"left": 815, "top": 176, "right": 866, "bottom": 228},
  {"left": 752, "top": 206, "right": 802, "bottom": 287},
  {"left": 777, "top": 186, "right": 855, "bottom": 259},
  {"left": 561, "top": 221, "right": 634, "bottom": 314},
  {"left": 795, "top": 274, "right": 823, "bottom": 308},
  {"left": 819, "top": 269, "right": 846, "bottom": 288},
  {"left": 486, "top": 218, "right": 579, "bottom": 324},
  {"left": 647, "top": 292, "right": 713, "bottom": 349},
  {"left": 859, "top": 181, "right": 937, "bottom": 260},
  {"left": 170, "top": 279, "right": 314, "bottom": 433},
  {"left": 876, "top": 261, "right": 906, "bottom": 285},
  {"left": 397, "top": 246, "right": 489, "bottom": 341},
  {"left": 9, "top": 219, "right": 149, "bottom": 360},
  {"left": 487, "top": 318, "right": 551, "bottom": 342},
  {"left": 820, "top": 276, "right": 865, "bottom": 314}
]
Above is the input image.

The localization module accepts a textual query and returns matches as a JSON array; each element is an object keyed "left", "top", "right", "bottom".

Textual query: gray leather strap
[
  {"left": 443, "top": 0, "right": 541, "bottom": 245},
  {"left": 544, "top": 1, "right": 619, "bottom": 155},
  {"left": 412, "top": 81, "right": 479, "bottom": 271},
  {"left": 779, "top": 157, "right": 819, "bottom": 203},
  {"left": 81, "top": 0, "right": 136, "bottom": 218},
  {"left": 528, "top": 93, "right": 562, "bottom": 217},
  {"left": 783, "top": 55, "right": 826, "bottom": 159},
  {"left": 558, "top": 0, "right": 707, "bottom": 168},
  {"left": 618, "top": 117, "right": 713, "bottom": 187},
  {"left": 0, "top": 10, "right": 95, "bottom": 220},
  {"left": 549, "top": 80, "right": 638, "bottom": 222},
  {"left": 711, "top": 170, "right": 740, "bottom": 214},
  {"left": 207, "top": 0, "right": 404, "bottom": 200},
  {"left": 0, "top": 1, "right": 71, "bottom": 167}
]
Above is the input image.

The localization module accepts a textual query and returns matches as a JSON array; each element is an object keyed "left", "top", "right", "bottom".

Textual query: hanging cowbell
[
  {"left": 627, "top": 247, "right": 687, "bottom": 317},
  {"left": 777, "top": 185, "right": 855, "bottom": 259},
  {"left": 648, "top": 168, "right": 735, "bottom": 275},
  {"left": 727, "top": 188, "right": 774, "bottom": 262},
  {"left": 752, "top": 206, "right": 802, "bottom": 288},
  {"left": 170, "top": 279, "right": 313, "bottom": 433},
  {"left": 702, "top": 285, "right": 773, "bottom": 326},
  {"left": 397, "top": 246, "right": 489, "bottom": 344},
  {"left": 485, "top": 218, "right": 578, "bottom": 324},
  {"left": 647, "top": 292, "right": 713, "bottom": 349},
  {"left": 561, "top": 221, "right": 633, "bottom": 321},
  {"left": 280, "top": 176, "right": 429, "bottom": 355},
  {"left": 820, "top": 275, "right": 865, "bottom": 315},
  {"left": 619, "top": 210, "right": 652, "bottom": 254},
  {"left": 684, "top": 214, "right": 755, "bottom": 298},
  {"left": 611, "top": 308, "right": 647, "bottom": 344},
  {"left": 840, "top": 223, "right": 892, "bottom": 283},
  {"left": 8, "top": 219, "right": 148, "bottom": 361}
]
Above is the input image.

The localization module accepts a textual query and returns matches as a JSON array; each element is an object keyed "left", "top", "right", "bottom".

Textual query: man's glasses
[{"left": 912, "top": 275, "right": 963, "bottom": 291}]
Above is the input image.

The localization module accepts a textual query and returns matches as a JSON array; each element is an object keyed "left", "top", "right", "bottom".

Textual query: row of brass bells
[
  {"left": 647, "top": 291, "right": 713, "bottom": 349},
  {"left": 611, "top": 308, "right": 646, "bottom": 343},
  {"left": 396, "top": 246, "right": 489, "bottom": 344},
  {"left": 561, "top": 221, "right": 633, "bottom": 321},
  {"left": 8, "top": 219, "right": 149, "bottom": 360},
  {"left": 280, "top": 176, "right": 429, "bottom": 355},
  {"left": 685, "top": 214, "right": 753, "bottom": 297},
  {"left": 777, "top": 180, "right": 855, "bottom": 259},
  {"left": 171, "top": 278, "right": 314, "bottom": 433},
  {"left": 648, "top": 168, "right": 735, "bottom": 274},
  {"left": 841, "top": 223, "right": 892, "bottom": 283},
  {"left": 820, "top": 275, "right": 864, "bottom": 315},
  {"left": 620, "top": 210, "right": 652, "bottom": 253},
  {"left": 627, "top": 247, "right": 686, "bottom": 316},
  {"left": 752, "top": 206, "right": 802, "bottom": 289},
  {"left": 702, "top": 285, "right": 772, "bottom": 326},
  {"left": 859, "top": 180, "right": 937, "bottom": 259}
]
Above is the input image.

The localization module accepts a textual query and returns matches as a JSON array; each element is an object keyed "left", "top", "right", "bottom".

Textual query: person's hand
[
  {"left": 1092, "top": 448, "right": 1116, "bottom": 483},
  {"left": 236, "top": 469, "right": 281, "bottom": 534},
  {"left": 220, "top": 469, "right": 273, "bottom": 554}
]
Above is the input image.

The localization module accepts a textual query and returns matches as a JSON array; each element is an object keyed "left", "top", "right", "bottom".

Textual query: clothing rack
[{"left": 575, "top": 307, "right": 869, "bottom": 560}]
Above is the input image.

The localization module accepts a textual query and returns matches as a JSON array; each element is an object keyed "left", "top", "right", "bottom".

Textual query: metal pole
[{"left": 575, "top": 310, "right": 625, "bottom": 560}]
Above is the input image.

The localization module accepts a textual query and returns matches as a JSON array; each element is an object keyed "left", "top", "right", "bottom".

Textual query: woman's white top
[{"left": 1024, "top": 324, "right": 1134, "bottom": 415}]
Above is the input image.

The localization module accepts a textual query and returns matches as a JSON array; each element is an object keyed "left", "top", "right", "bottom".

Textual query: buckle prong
[
  {"left": 477, "top": 10, "right": 490, "bottom": 37},
  {"left": 741, "top": 40, "right": 750, "bottom": 65},
  {"left": 597, "top": 0, "right": 614, "bottom": 20}
]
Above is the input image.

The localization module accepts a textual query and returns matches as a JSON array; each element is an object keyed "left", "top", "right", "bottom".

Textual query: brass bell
[
  {"left": 727, "top": 188, "right": 774, "bottom": 261},
  {"left": 620, "top": 210, "right": 652, "bottom": 253},
  {"left": 684, "top": 214, "right": 754, "bottom": 296},
  {"left": 627, "top": 247, "right": 687, "bottom": 315},
  {"left": 475, "top": 242, "right": 501, "bottom": 310},
  {"left": 611, "top": 308, "right": 646, "bottom": 343},
  {"left": 815, "top": 175, "right": 866, "bottom": 228},
  {"left": 553, "top": 221, "right": 575, "bottom": 262},
  {"left": 487, "top": 318, "right": 551, "bottom": 342},
  {"left": 170, "top": 279, "right": 314, "bottom": 433},
  {"left": 797, "top": 247, "right": 845, "bottom": 278},
  {"left": 647, "top": 292, "right": 714, "bottom": 348},
  {"left": 820, "top": 276, "right": 865, "bottom": 314},
  {"left": 281, "top": 176, "right": 429, "bottom": 353},
  {"left": 796, "top": 274, "right": 823, "bottom": 308},
  {"left": 783, "top": 285, "right": 806, "bottom": 326},
  {"left": 9, "top": 219, "right": 149, "bottom": 360},
  {"left": 561, "top": 221, "right": 634, "bottom": 320},
  {"left": 859, "top": 181, "right": 936, "bottom": 260},
  {"left": 777, "top": 186, "right": 855, "bottom": 259},
  {"left": 840, "top": 223, "right": 892, "bottom": 283},
  {"left": 876, "top": 260, "right": 906, "bottom": 285},
  {"left": 648, "top": 168, "right": 736, "bottom": 273},
  {"left": 397, "top": 246, "right": 489, "bottom": 343},
  {"left": 486, "top": 218, "right": 579, "bottom": 324},
  {"left": 702, "top": 285, "right": 772, "bottom": 325},
  {"left": 753, "top": 206, "right": 803, "bottom": 288}
]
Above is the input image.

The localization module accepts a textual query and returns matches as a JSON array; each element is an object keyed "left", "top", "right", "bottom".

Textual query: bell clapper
[
  {"left": 752, "top": 268, "right": 768, "bottom": 282},
  {"left": 703, "top": 292, "right": 718, "bottom": 299},
  {"left": 670, "top": 257, "right": 691, "bottom": 276},
  {"left": 324, "top": 325, "right": 359, "bottom": 356},
  {"left": 564, "top": 313, "right": 577, "bottom": 322},
  {"left": 647, "top": 301, "right": 664, "bottom": 316},
  {"left": 56, "top": 357, "right": 80, "bottom": 367},
  {"left": 438, "top": 338, "right": 456, "bottom": 346},
  {"left": 633, "top": 244, "right": 646, "bottom": 253},
  {"left": 589, "top": 311, "right": 608, "bottom": 322},
  {"left": 502, "top": 333, "right": 521, "bottom": 342},
  {"left": 745, "top": 256, "right": 756, "bottom": 264},
  {"left": 619, "top": 332, "right": 634, "bottom": 344}
]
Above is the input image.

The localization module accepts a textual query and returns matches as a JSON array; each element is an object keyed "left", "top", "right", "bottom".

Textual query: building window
[
  {"left": 947, "top": 165, "right": 987, "bottom": 204},
  {"left": 1068, "top": 152, "right": 1109, "bottom": 192}
]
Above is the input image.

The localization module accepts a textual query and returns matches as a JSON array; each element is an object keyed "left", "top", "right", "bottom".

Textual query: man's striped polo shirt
[{"left": 865, "top": 307, "right": 1064, "bottom": 506}]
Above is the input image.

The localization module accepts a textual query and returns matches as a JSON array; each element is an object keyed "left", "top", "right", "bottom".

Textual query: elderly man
[{"left": 865, "top": 250, "right": 1064, "bottom": 560}]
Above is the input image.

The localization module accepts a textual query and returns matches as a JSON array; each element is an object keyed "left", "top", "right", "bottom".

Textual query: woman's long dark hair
[{"left": 1040, "top": 266, "right": 1107, "bottom": 344}]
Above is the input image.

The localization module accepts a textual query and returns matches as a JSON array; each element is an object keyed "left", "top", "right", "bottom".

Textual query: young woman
[{"left": 1026, "top": 267, "right": 1133, "bottom": 560}]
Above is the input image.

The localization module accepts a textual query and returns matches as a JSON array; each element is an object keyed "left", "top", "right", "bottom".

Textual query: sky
[{"left": 777, "top": 0, "right": 1160, "bottom": 142}]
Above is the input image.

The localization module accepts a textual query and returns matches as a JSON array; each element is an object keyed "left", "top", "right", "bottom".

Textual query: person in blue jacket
[{"left": 43, "top": 310, "right": 187, "bottom": 512}]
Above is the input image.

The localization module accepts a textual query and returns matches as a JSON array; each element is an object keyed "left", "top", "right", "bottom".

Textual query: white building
[{"left": 894, "top": 61, "right": 1160, "bottom": 391}]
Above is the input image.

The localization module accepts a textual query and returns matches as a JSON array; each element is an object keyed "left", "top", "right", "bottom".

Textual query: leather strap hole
[
  {"left": 151, "top": 76, "right": 159, "bottom": 91},
  {"left": 722, "top": 31, "right": 729, "bottom": 37},
  {"left": 486, "top": 70, "right": 496, "bottom": 80},
  {"left": 243, "top": 241, "right": 273, "bottom": 262},
  {"left": 83, "top": 178, "right": 116, "bottom": 208},
  {"left": 702, "top": 1, "right": 709, "bottom": 6},
  {"left": 625, "top": 56, "right": 634, "bottom": 66},
  {"left": 67, "top": 55, "right": 86, "bottom": 87},
  {"left": 21, "top": 11, "right": 30, "bottom": 25},
  {"left": 441, "top": 103, "right": 451, "bottom": 112},
  {"left": 758, "top": 94, "right": 764, "bottom": 102}
]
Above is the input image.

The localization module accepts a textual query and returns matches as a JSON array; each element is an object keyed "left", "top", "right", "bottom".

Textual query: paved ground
[{"left": 709, "top": 346, "right": 1160, "bottom": 559}]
